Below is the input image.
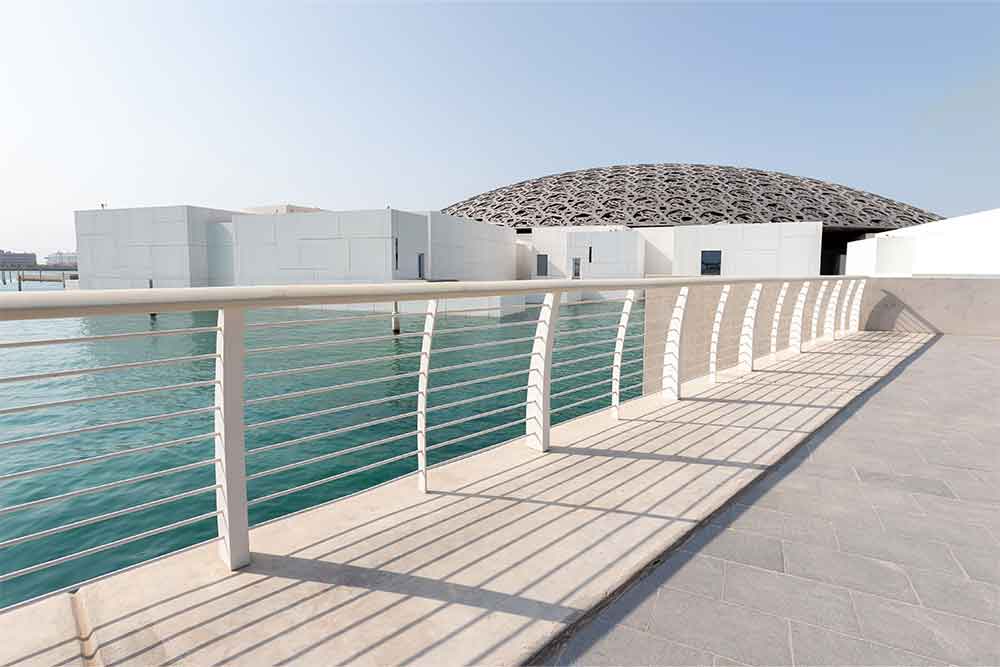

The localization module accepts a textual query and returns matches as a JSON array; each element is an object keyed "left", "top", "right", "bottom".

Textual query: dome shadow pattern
[{"left": 444, "top": 164, "right": 941, "bottom": 230}]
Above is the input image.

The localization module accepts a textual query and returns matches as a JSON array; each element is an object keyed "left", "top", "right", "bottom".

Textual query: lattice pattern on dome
[{"left": 444, "top": 164, "right": 941, "bottom": 230}]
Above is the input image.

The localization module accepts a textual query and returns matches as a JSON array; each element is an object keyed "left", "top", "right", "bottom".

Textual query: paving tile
[
  {"left": 853, "top": 591, "right": 1000, "bottom": 665},
  {"left": 723, "top": 562, "right": 859, "bottom": 634},
  {"left": 592, "top": 574, "right": 661, "bottom": 632},
  {"left": 874, "top": 507, "right": 999, "bottom": 550},
  {"left": 834, "top": 525, "right": 964, "bottom": 576},
  {"left": 943, "top": 478, "right": 1000, "bottom": 505},
  {"left": 951, "top": 544, "right": 1000, "bottom": 586},
  {"left": 679, "top": 525, "right": 784, "bottom": 572},
  {"left": 782, "top": 541, "right": 918, "bottom": 603},
  {"left": 854, "top": 468, "right": 956, "bottom": 499},
  {"left": 645, "top": 587, "right": 793, "bottom": 666},
  {"left": 788, "top": 620, "right": 943, "bottom": 666},
  {"left": 908, "top": 569, "right": 1000, "bottom": 625},
  {"left": 909, "top": 494, "right": 1000, "bottom": 534},
  {"left": 556, "top": 620, "right": 716, "bottom": 666},
  {"left": 648, "top": 551, "right": 726, "bottom": 600},
  {"left": 716, "top": 504, "right": 838, "bottom": 549}
]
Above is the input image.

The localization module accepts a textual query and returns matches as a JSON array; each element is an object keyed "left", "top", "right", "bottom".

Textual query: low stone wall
[{"left": 860, "top": 277, "right": 1000, "bottom": 335}]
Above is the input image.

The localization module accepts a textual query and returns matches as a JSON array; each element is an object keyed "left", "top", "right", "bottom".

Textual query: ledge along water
[{"left": 0, "top": 282, "right": 645, "bottom": 608}]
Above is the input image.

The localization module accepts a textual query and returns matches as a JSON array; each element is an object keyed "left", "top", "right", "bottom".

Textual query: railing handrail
[{"left": 0, "top": 275, "right": 870, "bottom": 320}]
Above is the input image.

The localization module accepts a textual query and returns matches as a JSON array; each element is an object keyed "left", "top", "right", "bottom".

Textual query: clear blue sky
[{"left": 2, "top": 1, "right": 998, "bottom": 256}]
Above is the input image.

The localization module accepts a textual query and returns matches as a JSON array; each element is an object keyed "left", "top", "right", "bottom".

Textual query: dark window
[
  {"left": 572, "top": 257, "right": 582, "bottom": 279},
  {"left": 588, "top": 246, "right": 593, "bottom": 263},
  {"left": 394, "top": 238, "right": 399, "bottom": 271},
  {"left": 536, "top": 254, "right": 548, "bottom": 276},
  {"left": 417, "top": 253, "right": 425, "bottom": 279},
  {"left": 700, "top": 250, "right": 722, "bottom": 276}
]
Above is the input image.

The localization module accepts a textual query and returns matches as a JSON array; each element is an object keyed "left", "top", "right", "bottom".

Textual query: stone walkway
[
  {"left": 0, "top": 332, "right": 960, "bottom": 666},
  {"left": 547, "top": 334, "right": 1000, "bottom": 666}
]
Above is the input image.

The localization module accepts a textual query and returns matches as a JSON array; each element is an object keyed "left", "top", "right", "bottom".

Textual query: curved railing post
[
  {"left": 215, "top": 306, "right": 250, "bottom": 570},
  {"left": 810, "top": 281, "right": 829, "bottom": 344},
  {"left": 611, "top": 289, "right": 636, "bottom": 419},
  {"left": 708, "top": 284, "right": 731, "bottom": 383},
  {"left": 823, "top": 280, "right": 843, "bottom": 341},
  {"left": 837, "top": 280, "right": 856, "bottom": 338},
  {"left": 416, "top": 298, "right": 437, "bottom": 492},
  {"left": 849, "top": 279, "right": 867, "bottom": 333},
  {"left": 526, "top": 291, "right": 560, "bottom": 452},
  {"left": 770, "top": 282, "right": 789, "bottom": 357},
  {"left": 662, "top": 286, "right": 688, "bottom": 401},
  {"left": 738, "top": 283, "right": 763, "bottom": 373},
  {"left": 789, "top": 281, "right": 810, "bottom": 353}
]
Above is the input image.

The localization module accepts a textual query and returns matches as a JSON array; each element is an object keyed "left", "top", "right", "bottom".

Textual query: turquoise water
[{"left": 0, "top": 284, "right": 644, "bottom": 608}]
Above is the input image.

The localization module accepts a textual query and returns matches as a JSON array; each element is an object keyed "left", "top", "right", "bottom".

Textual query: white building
[
  {"left": 514, "top": 221, "right": 821, "bottom": 285},
  {"left": 846, "top": 208, "right": 1000, "bottom": 277},
  {"left": 76, "top": 204, "right": 825, "bottom": 302},
  {"left": 44, "top": 251, "right": 78, "bottom": 266},
  {"left": 75, "top": 206, "right": 516, "bottom": 293}
]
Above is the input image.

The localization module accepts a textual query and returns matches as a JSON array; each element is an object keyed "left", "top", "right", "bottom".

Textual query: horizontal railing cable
[
  {"left": 552, "top": 364, "right": 613, "bottom": 384},
  {"left": 247, "top": 350, "right": 423, "bottom": 381},
  {"left": 0, "top": 459, "right": 219, "bottom": 517},
  {"left": 0, "top": 406, "right": 217, "bottom": 450},
  {"left": 0, "top": 353, "right": 218, "bottom": 385},
  {"left": 427, "top": 416, "right": 528, "bottom": 452},
  {"left": 428, "top": 368, "right": 527, "bottom": 394},
  {"left": 551, "top": 377, "right": 611, "bottom": 399},
  {"left": 247, "top": 429, "right": 418, "bottom": 482},
  {"left": 430, "top": 335, "right": 540, "bottom": 356},
  {"left": 0, "top": 326, "right": 220, "bottom": 350},
  {"left": 0, "top": 432, "right": 217, "bottom": 483},
  {"left": 246, "top": 312, "right": 395, "bottom": 329},
  {"left": 550, "top": 350, "right": 614, "bottom": 369},
  {"left": 246, "top": 330, "right": 424, "bottom": 355},
  {"left": 0, "top": 484, "right": 220, "bottom": 550},
  {"left": 248, "top": 450, "right": 418, "bottom": 507},
  {"left": 246, "top": 370, "right": 420, "bottom": 405},
  {"left": 429, "top": 351, "right": 535, "bottom": 375},
  {"left": 246, "top": 392, "right": 418, "bottom": 431},
  {"left": 0, "top": 510, "right": 221, "bottom": 584},
  {"left": 435, "top": 303, "right": 543, "bottom": 316},
  {"left": 552, "top": 391, "right": 612, "bottom": 414},
  {"left": 552, "top": 339, "right": 614, "bottom": 354},
  {"left": 246, "top": 411, "right": 418, "bottom": 456},
  {"left": 0, "top": 380, "right": 218, "bottom": 417},
  {"left": 433, "top": 319, "right": 540, "bottom": 335},
  {"left": 426, "top": 401, "right": 528, "bottom": 433},
  {"left": 427, "top": 385, "right": 527, "bottom": 413}
]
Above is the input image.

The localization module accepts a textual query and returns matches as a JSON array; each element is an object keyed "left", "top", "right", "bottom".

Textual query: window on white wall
[
  {"left": 701, "top": 250, "right": 722, "bottom": 276},
  {"left": 536, "top": 254, "right": 548, "bottom": 277},
  {"left": 394, "top": 238, "right": 399, "bottom": 271},
  {"left": 572, "top": 257, "right": 582, "bottom": 279},
  {"left": 417, "top": 253, "right": 425, "bottom": 279}
]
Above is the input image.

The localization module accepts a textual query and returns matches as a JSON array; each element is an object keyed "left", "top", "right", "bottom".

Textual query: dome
[{"left": 443, "top": 163, "right": 941, "bottom": 230}]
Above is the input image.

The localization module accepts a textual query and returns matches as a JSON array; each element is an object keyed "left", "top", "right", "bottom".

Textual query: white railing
[{"left": 0, "top": 275, "right": 867, "bottom": 609}]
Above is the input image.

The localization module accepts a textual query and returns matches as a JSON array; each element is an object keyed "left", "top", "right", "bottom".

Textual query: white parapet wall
[{"left": 847, "top": 208, "right": 1000, "bottom": 277}]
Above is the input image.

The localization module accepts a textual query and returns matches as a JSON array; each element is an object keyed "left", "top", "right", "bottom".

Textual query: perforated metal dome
[{"left": 444, "top": 163, "right": 941, "bottom": 230}]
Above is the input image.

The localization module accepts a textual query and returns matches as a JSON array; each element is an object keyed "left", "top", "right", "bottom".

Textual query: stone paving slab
[
  {"left": 1, "top": 332, "right": 941, "bottom": 666},
  {"left": 547, "top": 334, "right": 1000, "bottom": 666}
]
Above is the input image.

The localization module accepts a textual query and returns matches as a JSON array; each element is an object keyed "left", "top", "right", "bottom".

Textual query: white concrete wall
[
  {"left": 665, "top": 222, "right": 821, "bottom": 277},
  {"left": 76, "top": 205, "right": 237, "bottom": 289},
  {"left": 232, "top": 210, "right": 393, "bottom": 285},
  {"left": 391, "top": 210, "right": 428, "bottom": 280},
  {"left": 635, "top": 227, "right": 675, "bottom": 275},
  {"left": 427, "top": 212, "right": 516, "bottom": 281},
  {"left": 846, "top": 208, "right": 1000, "bottom": 277}
]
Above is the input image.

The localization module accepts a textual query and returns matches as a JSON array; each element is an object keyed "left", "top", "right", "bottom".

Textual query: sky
[{"left": 1, "top": 1, "right": 999, "bottom": 257}]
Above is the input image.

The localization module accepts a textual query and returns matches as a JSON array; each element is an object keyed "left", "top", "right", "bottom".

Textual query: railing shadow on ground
[
  {"left": 6, "top": 334, "right": 934, "bottom": 667},
  {"left": 529, "top": 332, "right": 941, "bottom": 665}
]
